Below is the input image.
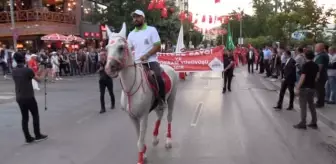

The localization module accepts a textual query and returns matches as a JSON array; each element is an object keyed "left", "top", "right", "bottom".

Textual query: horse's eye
[{"left": 118, "top": 46, "right": 124, "bottom": 52}]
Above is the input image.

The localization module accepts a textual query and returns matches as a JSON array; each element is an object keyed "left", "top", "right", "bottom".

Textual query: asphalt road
[{"left": 1, "top": 68, "right": 336, "bottom": 164}]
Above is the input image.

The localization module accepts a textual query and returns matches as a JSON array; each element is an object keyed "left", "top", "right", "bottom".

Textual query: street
[{"left": 1, "top": 67, "right": 336, "bottom": 164}]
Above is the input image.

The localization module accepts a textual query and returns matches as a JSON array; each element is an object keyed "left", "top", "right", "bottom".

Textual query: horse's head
[{"left": 105, "top": 23, "right": 132, "bottom": 78}]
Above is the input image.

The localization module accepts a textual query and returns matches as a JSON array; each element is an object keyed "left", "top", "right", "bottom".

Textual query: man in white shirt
[{"left": 127, "top": 10, "right": 166, "bottom": 106}]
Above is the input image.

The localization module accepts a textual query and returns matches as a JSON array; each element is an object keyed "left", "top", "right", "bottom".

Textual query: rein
[{"left": 108, "top": 36, "right": 148, "bottom": 116}]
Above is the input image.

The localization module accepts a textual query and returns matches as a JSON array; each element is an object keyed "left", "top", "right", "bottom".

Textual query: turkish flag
[
  {"left": 188, "top": 12, "right": 193, "bottom": 22},
  {"left": 161, "top": 8, "right": 168, "bottom": 18},
  {"left": 179, "top": 12, "right": 186, "bottom": 21},
  {"left": 236, "top": 14, "right": 242, "bottom": 21},
  {"left": 215, "top": 0, "right": 220, "bottom": 3},
  {"left": 224, "top": 16, "right": 229, "bottom": 24},
  {"left": 155, "top": 0, "right": 165, "bottom": 9},
  {"left": 169, "top": 7, "right": 174, "bottom": 13},
  {"left": 202, "top": 15, "right": 206, "bottom": 22},
  {"left": 209, "top": 15, "right": 213, "bottom": 24},
  {"left": 148, "top": 0, "right": 155, "bottom": 10}
]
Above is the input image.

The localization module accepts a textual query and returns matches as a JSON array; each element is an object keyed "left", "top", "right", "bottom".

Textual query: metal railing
[{"left": 0, "top": 9, "right": 76, "bottom": 24}]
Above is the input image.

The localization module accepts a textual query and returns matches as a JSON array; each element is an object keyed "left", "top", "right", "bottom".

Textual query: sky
[{"left": 189, "top": 0, "right": 336, "bottom": 29}]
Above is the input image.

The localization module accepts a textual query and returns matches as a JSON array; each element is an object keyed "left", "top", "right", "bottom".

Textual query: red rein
[{"left": 108, "top": 37, "right": 150, "bottom": 117}]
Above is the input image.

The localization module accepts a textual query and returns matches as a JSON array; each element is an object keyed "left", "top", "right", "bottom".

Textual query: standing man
[
  {"left": 0, "top": 46, "right": 8, "bottom": 79},
  {"left": 247, "top": 47, "right": 255, "bottom": 74},
  {"left": 258, "top": 48, "right": 264, "bottom": 73},
  {"left": 326, "top": 46, "right": 336, "bottom": 104},
  {"left": 69, "top": 50, "right": 78, "bottom": 76},
  {"left": 263, "top": 45, "right": 272, "bottom": 77},
  {"left": 294, "top": 50, "right": 319, "bottom": 129},
  {"left": 274, "top": 50, "right": 296, "bottom": 110},
  {"left": 294, "top": 47, "right": 305, "bottom": 83},
  {"left": 12, "top": 52, "right": 48, "bottom": 143},
  {"left": 314, "top": 43, "right": 329, "bottom": 108},
  {"left": 280, "top": 47, "right": 287, "bottom": 79},
  {"left": 127, "top": 9, "right": 166, "bottom": 107},
  {"left": 222, "top": 50, "right": 234, "bottom": 93},
  {"left": 97, "top": 51, "right": 115, "bottom": 113}
]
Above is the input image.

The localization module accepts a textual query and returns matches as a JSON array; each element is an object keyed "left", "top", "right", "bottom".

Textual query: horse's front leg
[{"left": 137, "top": 114, "right": 149, "bottom": 164}]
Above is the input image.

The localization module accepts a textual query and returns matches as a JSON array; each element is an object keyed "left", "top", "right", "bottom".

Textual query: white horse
[{"left": 104, "top": 23, "right": 178, "bottom": 164}]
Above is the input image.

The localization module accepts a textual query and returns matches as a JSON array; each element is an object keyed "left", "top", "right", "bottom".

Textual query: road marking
[
  {"left": 1, "top": 92, "right": 14, "bottom": 95},
  {"left": 191, "top": 102, "right": 204, "bottom": 127},
  {"left": 76, "top": 115, "right": 92, "bottom": 124},
  {"left": 0, "top": 95, "right": 14, "bottom": 100}
]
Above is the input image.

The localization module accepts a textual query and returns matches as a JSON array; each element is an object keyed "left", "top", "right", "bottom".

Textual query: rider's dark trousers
[{"left": 143, "top": 62, "right": 165, "bottom": 100}]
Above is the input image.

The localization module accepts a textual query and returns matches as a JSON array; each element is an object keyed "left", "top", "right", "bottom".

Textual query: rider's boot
[{"left": 157, "top": 76, "right": 167, "bottom": 109}]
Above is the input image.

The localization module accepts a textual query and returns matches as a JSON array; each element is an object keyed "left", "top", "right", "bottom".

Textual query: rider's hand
[{"left": 140, "top": 55, "right": 149, "bottom": 61}]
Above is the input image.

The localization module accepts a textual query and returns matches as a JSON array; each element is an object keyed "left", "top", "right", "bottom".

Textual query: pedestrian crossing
[{"left": 0, "top": 92, "right": 15, "bottom": 103}]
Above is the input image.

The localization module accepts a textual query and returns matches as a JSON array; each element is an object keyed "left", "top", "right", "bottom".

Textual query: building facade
[{"left": 0, "top": 0, "right": 107, "bottom": 50}]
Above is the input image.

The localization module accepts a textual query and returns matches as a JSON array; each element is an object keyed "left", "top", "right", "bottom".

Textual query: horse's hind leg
[
  {"left": 152, "top": 109, "right": 164, "bottom": 146},
  {"left": 165, "top": 94, "right": 176, "bottom": 149}
]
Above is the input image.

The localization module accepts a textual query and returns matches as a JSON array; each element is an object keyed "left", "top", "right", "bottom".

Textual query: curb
[{"left": 259, "top": 75, "right": 336, "bottom": 132}]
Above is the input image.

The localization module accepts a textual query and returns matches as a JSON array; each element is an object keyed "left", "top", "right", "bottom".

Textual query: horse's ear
[
  {"left": 105, "top": 25, "right": 113, "bottom": 39},
  {"left": 118, "top": 22, "right": 127, "bottom": 38}
]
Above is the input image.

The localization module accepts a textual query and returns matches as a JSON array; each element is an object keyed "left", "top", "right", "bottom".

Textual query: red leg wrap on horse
[
  {"left": 167, "top": 123, "right": 172, "bottom": 138},
  {"left": 153, "top": 120, "right": 161, "bottom": 136},
  {"left": 138, "top": 152, "right": 144, "bottom": 164}
]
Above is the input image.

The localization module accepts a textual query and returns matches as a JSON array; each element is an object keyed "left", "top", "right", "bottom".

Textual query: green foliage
[
  {"left": 245, "top": 36, "right": 273, "bottom": 48},
  {"left": 91, "top": 0, "right": 203, "bottom": 46},
  {"left": 225, "top": 0, "right": 336, "bottom": 46}
]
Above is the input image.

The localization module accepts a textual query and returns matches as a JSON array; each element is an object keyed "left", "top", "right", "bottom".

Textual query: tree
[
  {"left": 90, "top": 0, "right": 203, "bottom": 46},
  {"left": 229, "top": 0, "right": 336, "bottom": 45}
]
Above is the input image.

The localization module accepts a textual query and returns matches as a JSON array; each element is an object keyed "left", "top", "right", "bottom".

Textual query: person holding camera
[{"left": 12, "top": 52, "right": 48, "bottom": 144}]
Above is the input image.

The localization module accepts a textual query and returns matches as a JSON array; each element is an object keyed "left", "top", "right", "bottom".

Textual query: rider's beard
[{"left": 135, "top": 21, "right": 144, "bottom": 28}]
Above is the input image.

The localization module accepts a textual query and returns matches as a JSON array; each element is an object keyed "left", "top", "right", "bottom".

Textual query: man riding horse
[
  {"left": 104, "top": 10, "right": 178, "bottom": 164},
  {"left": 127, "top": 9, "right": 166, "bottom": 108}
]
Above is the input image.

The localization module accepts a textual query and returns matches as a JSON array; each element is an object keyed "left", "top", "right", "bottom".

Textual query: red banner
[{"left": 158, "top": 46, "right": 224, "bottom": 72}]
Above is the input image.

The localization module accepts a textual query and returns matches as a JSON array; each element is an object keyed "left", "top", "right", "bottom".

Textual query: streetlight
[
  {"left": 237, "top": 7, "right": 243, "bottom": 45},
  {"left": 9, "top": 0, "right": 17, "bottom": 51}
]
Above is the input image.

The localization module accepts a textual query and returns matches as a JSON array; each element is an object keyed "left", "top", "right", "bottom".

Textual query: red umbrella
[
  {"left": 41, "top": 33, "right": 68, "bottom": 41},
  {"left": 66, "top": 35, "right": 85, "bottom": 42}
]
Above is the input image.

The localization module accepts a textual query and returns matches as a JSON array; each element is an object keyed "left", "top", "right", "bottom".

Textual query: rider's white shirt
[{"left": 127, "top": 24, "right": 161, "bottom": 64}]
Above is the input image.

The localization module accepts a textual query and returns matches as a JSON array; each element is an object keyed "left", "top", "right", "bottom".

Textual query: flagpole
[{"left": 9, "top": 0, "right": 17, "bottom": 51}]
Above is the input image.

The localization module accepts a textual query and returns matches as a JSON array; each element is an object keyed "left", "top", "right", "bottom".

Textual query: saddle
[
  {"left": 143, "top": 66, "right": 172, "bottom": 112},
  {"left": 143, "top": 67, "right": 171, "bottom": 95}
]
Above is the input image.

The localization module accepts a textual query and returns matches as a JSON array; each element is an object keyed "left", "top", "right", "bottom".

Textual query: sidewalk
[{"left": 259, "top": 74, "right": 336, "bottom": 132}]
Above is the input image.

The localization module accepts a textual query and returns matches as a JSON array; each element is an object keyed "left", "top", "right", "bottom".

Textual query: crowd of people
[
  {"left": 241, "top": 43, "right": 335, "bottom": 129},
  {"left": 0, "top": 46, "right": 104, "bottom": 82}
]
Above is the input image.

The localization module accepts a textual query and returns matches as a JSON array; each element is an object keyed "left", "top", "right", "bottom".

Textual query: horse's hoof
[
  {"left": 137, "top": 156, "right": 147, "bottom": 164},
  {"left": 165, "top": 138, "right": 172, "bottom": 149},
  {"left": 152, "top": 137, "right": 159, "bottom": 146}
]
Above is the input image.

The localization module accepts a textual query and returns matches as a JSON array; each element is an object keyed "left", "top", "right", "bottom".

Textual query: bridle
[
  {"left": 106, "top": 36, "right": 150, "bottom": 117},
  {"left": 106, "top": 36, "right": 135, "bottom": 69}
]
